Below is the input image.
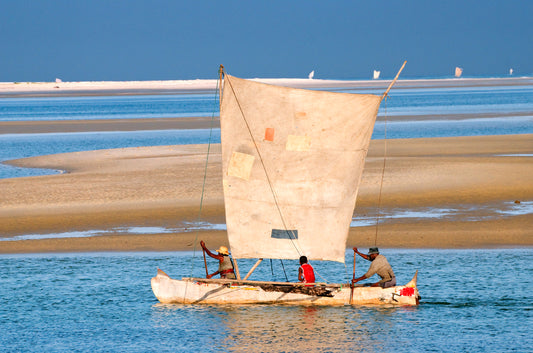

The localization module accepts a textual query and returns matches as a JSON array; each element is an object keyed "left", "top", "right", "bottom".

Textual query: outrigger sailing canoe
[{"left": 152, "top": 63, "right": 420, "bottom": 305}]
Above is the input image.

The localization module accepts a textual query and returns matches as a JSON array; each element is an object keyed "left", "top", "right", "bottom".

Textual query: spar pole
[
  {"left": 218, "top": 64, "right": 224, "bottom": 105},
  {"left": 382, "top": 60, "right": 407, "bottom": 99},
  {"left": 350, "top": 248, "right": 356, "bottom": 304},
  {"left": 202, "top": 248, "right": 209, "bottom": 278}
]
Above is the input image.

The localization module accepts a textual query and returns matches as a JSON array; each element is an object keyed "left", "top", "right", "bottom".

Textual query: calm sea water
[
  {"left": 0, "top": 129, "right": 221, "bottom": 179},
  {"left": 0, "top": 249, "right": 531, "bottom": 352},
  {"left": 0, "top": 94, "right": 216, "bottom": 121},
  {"left": 1, "top": 83, "right": 532, "bottom": 179},
  {"left": 1, "top": 84, "right": 531, "bottom": 351},
  {"left": 1, "top": 85, "right": 532, "bottom": 122}
]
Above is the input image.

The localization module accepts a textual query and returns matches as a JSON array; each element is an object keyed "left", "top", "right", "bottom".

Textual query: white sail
[
  {"left": 220, "top": 75, "right": 382, "bottom": 262},
  {"left": 509, "top": 68, "right": 513, "bottom": 75},
  {"left": 455, "top": 67, "right": 463, "bottom": 78},
  {"left": 308, "top": 70, "right": 314, "bottom": 79},
  {"left": 373, "top": 70, "right": 380, "bottom": 79}
]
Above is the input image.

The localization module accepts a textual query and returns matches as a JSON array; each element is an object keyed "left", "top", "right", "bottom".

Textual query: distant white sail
[
  {"left": 455, "top": 67, "right": 463, "bottom": 78},
  {"left": 373, "top": 70, "right": 380, "bottom": 79},
  {"left": 509, "top": 68, "right": 513, "bottom": 75},
  {"left": 308, "top": 71, "right": 314, "bottom": 79},
  {"left": 55, "top": 78, "right": 62, "bottom": 83}
]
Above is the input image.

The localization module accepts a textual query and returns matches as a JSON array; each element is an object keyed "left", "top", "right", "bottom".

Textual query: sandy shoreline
[
  {"left": 1, "top": 134, "right": 532, "bottom": 253},
  {"left": 1, "top": 76, "right": 532, "bottom": 98}
]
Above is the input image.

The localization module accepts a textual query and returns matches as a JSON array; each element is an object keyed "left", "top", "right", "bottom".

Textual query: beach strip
[{"left": 2, "top": 76, "right": 532, "bottom": 98}]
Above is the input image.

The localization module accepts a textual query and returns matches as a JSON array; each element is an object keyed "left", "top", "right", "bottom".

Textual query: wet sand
[
  {"left": 0, "top": 117, "right": 218, "bottom": 134},
  {"left": 1, "top": 133, "right": 532, "bottom": 253}
]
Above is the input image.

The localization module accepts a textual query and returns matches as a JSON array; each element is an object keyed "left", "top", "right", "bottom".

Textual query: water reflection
[
  {"left": 150, "top": 303, "right": 417, "bottom": 353},
  {"left": 2, "top": 250, "right": 530, "bottom": 352}
]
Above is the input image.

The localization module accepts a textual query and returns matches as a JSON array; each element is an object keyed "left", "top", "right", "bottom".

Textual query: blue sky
[{"left": 1, "top": 1, "right": 532, "bottom": 82}]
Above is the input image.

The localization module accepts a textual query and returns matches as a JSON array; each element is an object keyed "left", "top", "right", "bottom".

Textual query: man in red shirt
[{"left": 298, "top": 256, "right": 315, "bottom": 285}]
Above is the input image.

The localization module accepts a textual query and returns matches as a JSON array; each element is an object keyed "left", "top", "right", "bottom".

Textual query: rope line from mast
[
  {"left": 373, "top": 61, "right": 405, "bottom": 247},
  {"left": 374, "top": 95, "right": 389, "bottom": 246},
  {"left": 187, "top": 72, "right": 221, "bottom": 280}
]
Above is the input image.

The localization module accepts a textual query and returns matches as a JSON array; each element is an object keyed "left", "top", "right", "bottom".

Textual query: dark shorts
[{"left": 381, "top": 277, "right": 396, "bottom": 288}]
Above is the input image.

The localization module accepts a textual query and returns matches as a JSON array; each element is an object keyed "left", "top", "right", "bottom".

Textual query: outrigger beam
[
  {"left": 183, "top": 277, "right": 345, "bottom": 288},
  {"left": 243, "top": 258, "right": 263, "bottom": 281}
]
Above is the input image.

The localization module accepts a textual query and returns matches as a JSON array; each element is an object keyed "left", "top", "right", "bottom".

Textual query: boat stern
[
  {"left": 349, "top": 271, "right": 420, "bottom": 306},
  {"left": 388, "top": 270, "right": 420, "bottom": 305}
]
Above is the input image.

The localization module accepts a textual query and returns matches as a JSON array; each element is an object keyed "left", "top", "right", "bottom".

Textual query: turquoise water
[
  {"left": 0, "top": 249, "right": 531, "bottom": 352},
  {"left": 0, "top": 94, "right": 216, "bottom": 121},
  {"left": 1, "top": 85, "right": 532, "bottom": 122},
  {"left": 1, "top": 84, "right": 531, "bottom": 351},
  {"left": 0, "top": 129, "right": 220, "bottom": 179},
  {"left": 376, "top": 85, "right": 533, "bottom": 116},
  {"left": 1, "top": 83, "right": 532, "bottom": 179}
]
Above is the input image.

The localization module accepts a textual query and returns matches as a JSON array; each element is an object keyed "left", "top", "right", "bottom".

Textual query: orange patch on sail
[{"left": 264, "top": 127, "right": 275, "bottom": 141}]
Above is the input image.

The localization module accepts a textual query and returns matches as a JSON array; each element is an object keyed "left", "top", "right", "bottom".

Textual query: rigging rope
[
  {"left": 312, "top": 266, "right": 329, "bottom": 284},
  {"left": 372, "top": 61, "right": 405, "bottom": 247},
  {"left": 374, "top": 96, "right": 389, "bottom": 247},
  {"left": 188, "top": 74, "right": 221, "bottom": 279},
  {"left": 279, "top": 259, "right": 289, "bottom": 282}
]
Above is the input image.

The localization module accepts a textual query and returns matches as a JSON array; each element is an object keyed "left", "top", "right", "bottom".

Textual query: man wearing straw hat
[
  {"left": 352, "top": 247, "right": 396, "bottom": 288},
  {"left": 200, "top": 240, "right": 236, "bottom": 279}
]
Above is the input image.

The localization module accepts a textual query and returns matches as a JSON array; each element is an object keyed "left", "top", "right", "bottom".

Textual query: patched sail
[{"left": 220, "top": 75, "right": 382, "bottom": 262}]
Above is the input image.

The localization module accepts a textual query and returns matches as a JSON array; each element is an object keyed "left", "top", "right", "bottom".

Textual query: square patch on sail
[
  {"left": 264, "top": 127, "right": 275, "bottom": 141},
  {"left": 286, "top": 135, "right": 310, "bottom": 151},
  {"left": 228, "top": 151, "right": 255, "bottom": 180},
  {"left": 271, "top": 229, "right": 298, "bottom": 239}
]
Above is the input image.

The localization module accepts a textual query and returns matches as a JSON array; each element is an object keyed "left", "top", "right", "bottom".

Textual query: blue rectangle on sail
[{"left": 271, "top": 229, "right": 298, "bottom": 239}]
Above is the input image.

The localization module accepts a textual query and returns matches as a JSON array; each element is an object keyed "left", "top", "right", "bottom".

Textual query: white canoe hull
[{"left": 151, "top": 269, "right": 420, "bottom": 306}]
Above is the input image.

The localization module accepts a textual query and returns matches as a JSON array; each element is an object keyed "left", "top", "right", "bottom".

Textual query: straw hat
[{"left": 216, "top": 246, "right": 229, "bottom": 255}]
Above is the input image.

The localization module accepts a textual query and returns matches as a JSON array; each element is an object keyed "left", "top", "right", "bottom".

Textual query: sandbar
[{"left": 1, "top": 134, "right": 532, "bottom": 253}]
